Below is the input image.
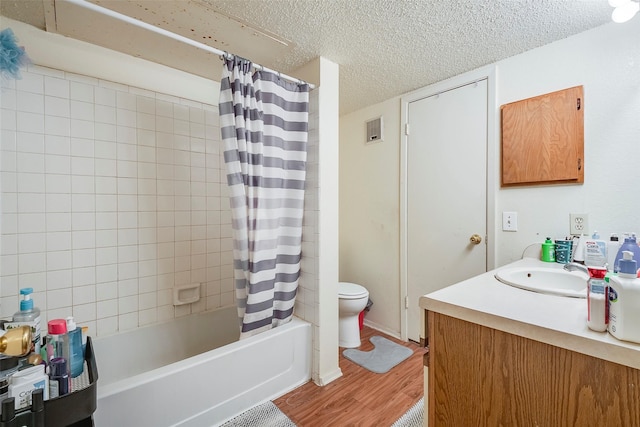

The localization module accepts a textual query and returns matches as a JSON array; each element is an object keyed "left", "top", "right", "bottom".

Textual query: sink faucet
[{"left": 563, "top": 262, "right": 590, "bottom": 275}]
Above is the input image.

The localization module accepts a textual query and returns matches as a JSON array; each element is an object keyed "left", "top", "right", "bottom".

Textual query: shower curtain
[{"left": 219, "top": 57, "right": 310, "bottom": 339}]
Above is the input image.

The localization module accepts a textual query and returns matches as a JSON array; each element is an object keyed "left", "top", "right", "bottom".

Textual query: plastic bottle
[
  {"left": 541, "top": 237, "right": 556, "bottom": 262},
  {"left": 572, "top": 234, "right": 587, "bottom": 264},
  {"left": 607, "top": 234, "right": 621, "bottom": 272},
  {"left": 586, "top": 266, "right": 608, "bottom": 332},
  {"left": 66, "top": 316, "right": 84, "bottom": 378},
  {"left": 608, "top": 251, "right": 640, "bottom": 343},
  {"left": 48, "top": 357, "right": 69, "bottom": 398},
  {"left": 7, "top": 288, "right": 41, "bottom": 354},
  {"left": 45, "top": 319, "right": 70, "bottom": 381},
  {"left": 613, "top": 234, "right": 640, "bottom": 272},
  {"left": 584, "top": 231, "right": 607, "bottom": 268}
]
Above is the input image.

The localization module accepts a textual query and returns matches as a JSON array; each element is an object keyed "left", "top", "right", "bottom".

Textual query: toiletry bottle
[
  {"left": 48, "top": 357, "right": 69, "bottom": 398},
  {"left": 608, "top": 251, "right": 640, "bottom": 343},
  {"left": 66, "top": 316, "right": 84, "bottom": 378},
  {"left": 45, "top": 319, "right": 70, "bottom": 379},
  {"left": 541, "top": 237, "right": 556, "bottom": 262},
  {"left": 607, "top": 234, "right": 621, "bottom": 272},
  {"left": 587, "top": 266, "right": 608, "bottom": 332},
  {"left": 584, "top": 232, "right": 607, "bottom": 268},
  {"left": 6, "top": 288, "right": 41, "bottom": 354},
  {"left": 572, "top": 234, "right": 587, "bottom": 264},
  {"left": 613, "top": 234, "right": 640, "bottom": 272}
]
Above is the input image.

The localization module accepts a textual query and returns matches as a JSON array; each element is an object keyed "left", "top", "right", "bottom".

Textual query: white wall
[{"left": 339, "top": 18, "right": 640, "bottom": 336}]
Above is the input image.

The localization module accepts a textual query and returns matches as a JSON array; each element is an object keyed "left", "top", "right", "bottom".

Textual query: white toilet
[{"left": 338, "top": 282, "right": 370, "bottom": 348}]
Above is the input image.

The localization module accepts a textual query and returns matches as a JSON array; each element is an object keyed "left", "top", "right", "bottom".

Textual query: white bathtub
[{"left": 92, "top": 306, "right": 311, "bottom": 426}]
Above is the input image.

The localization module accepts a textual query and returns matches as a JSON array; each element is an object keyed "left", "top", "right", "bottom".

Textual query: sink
[{"left": 495, "top": 266, "right": 588, "bottom": 298}]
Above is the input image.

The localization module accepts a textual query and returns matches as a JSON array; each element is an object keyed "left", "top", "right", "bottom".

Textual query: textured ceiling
[{"left": 1, "top": 0, "right": 613, "bottom": 115}]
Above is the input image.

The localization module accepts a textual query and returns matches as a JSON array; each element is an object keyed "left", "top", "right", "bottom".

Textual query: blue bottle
[
  {"left": 613, "top": 235, "right": 640, "bottom": 273},
  {"left": 66, "top": 316, "right": 84, "bottom": 378}
]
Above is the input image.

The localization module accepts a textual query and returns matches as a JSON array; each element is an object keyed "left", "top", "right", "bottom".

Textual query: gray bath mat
[
  {"left": 220, "top": 401, "right": 296, "bottom": 427},
  {"left": 343, "top": 335, "right": 413, "bottom": 373},
  {"left": 391, "top": 397, "right": 424, "bottom": 427}
]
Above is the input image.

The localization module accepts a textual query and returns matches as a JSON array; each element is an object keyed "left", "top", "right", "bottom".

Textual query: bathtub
[{"left": 92, "top": 306, "right": 311, "bottom": 426}]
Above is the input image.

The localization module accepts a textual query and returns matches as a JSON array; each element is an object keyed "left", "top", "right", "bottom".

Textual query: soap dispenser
[{"left": 608, "top": 251, "right": 640, "bottom": 343}]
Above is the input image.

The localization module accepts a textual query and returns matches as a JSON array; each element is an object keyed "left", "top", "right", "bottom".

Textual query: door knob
[{"left": 470, "top": 234, "right": 482, "bottom": 245}]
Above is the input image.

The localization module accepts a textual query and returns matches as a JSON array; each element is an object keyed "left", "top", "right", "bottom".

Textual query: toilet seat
[{"left": 338, "top": 282, "right": 369, "bottom": 300}]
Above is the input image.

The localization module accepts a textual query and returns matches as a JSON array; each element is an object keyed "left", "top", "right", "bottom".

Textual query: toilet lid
[{"left": 338, "top": 282, "right": 368, "bottom": 299}]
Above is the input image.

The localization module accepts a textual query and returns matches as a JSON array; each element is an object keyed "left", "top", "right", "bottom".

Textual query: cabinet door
[{"left": 501, "top": 86, "right": 584, "bottom": 186}]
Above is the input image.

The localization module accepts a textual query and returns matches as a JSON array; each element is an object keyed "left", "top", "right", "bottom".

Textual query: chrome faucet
[{"left": 563, "top": 262, "right": 590, "bottom": 275}]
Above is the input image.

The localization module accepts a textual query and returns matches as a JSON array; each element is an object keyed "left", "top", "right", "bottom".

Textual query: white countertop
[{"left": 419, "top": 257, "right": 640, "bottom": 370}]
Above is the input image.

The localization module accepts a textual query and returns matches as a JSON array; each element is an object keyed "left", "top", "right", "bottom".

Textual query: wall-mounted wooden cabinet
[{"left": 501, "top": 86, "right": 584, "bottom": 186}]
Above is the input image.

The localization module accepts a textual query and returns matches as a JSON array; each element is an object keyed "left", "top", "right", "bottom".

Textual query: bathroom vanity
[{"left": 420, "top": 257, "right": 640, "bottom": 426}]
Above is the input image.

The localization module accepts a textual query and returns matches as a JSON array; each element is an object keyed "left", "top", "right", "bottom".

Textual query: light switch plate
[{"left": 502, "top": 211, "right": 518, "bottom": 231}]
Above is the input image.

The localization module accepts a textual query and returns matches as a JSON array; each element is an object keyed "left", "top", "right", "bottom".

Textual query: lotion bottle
[
  {"left": 608, "top": 251, "right": 640, "bottom": 343},
  {"left": 587, "top": 266, "right": 608, "bottom": 332},
  {"left": 584, "top": 232, "right": 607, "bottom": 268}
]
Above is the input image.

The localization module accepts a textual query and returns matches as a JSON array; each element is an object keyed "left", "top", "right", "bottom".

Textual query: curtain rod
[{"left": 64, "top": 0, "right": 315, "bottom": 89}]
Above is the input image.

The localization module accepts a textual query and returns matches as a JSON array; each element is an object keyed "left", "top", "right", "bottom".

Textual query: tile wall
[{"left": 0, "top": 65, "right": 235, "bottom": 337}]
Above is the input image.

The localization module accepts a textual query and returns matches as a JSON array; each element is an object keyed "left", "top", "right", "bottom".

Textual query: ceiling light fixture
[{"left": 609, "top": 0, "right": 640, "bottom": 23}]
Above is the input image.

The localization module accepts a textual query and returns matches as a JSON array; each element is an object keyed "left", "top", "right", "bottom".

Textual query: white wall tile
[
  {"left": 47, "top": 269, "right": 72, "bottom": 290},
  {"left": 48, "top": 288, "right": 73, "bottom": 310},
  {"left": 45, "top": 135, "right": 70, "bottom": 156},
  {"left": 17, "top": 73, "right": 44, "bottom": 94},
  {"left": 97, "top": 316, "right": 118, "bottom": 336},
  {"left": 70, "top": 81, "right": 94, "bottom": 103},
  {"left": 45, "top": 96, "right": 70, "bottom": 118},
  {"left": 1, "top": 67, "right": 237, "bottom": 337},
  {"left": 44, "top": 115, "right": 69, "bottom": 137},
  {"left": 47, "top": 250, "right": 72, "bottom": 271},
  {"left": 73, "top": 285, "right": 95, "bottom": 305},
  {"left": 45, "top": 174, "right": 71, "bottom": 194},
  {"left": 46, "top": 232, "right": 71, "bottom": 252},
  {"left": 44, "top": 76, "right": 70, "bottom": 98},
  {"left": 95, "top": 123, "right": 116, "bottom": 142},
  {"left": 46, "top": 213, "right": 72, "bottom": 232},
  {"left": 97, "top": 299, "right": 118, "bottom": 318},
  {"left": 70, "top": 138, "right": 94, "bottom": 159},
  {"left": 16, "top": 132, "right": 44, "bottom": 156},
  {"left": 73, "top": 266, "right": 95, "bottom": 286}
]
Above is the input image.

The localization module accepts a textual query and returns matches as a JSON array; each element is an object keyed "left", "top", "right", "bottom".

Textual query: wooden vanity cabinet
[
  {"left": 425, "top": 311, "right": 640, "bottom": 426},
  {"left": 501, "top": 86, "right": 584, "bottom": 186}
]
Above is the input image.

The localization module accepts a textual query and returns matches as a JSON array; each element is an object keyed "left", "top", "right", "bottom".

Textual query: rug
[
  {"left": 220, "top": 401, "right": 296, "bottom": 427},
  {"left": 342, "top": 335, "right": 414, "bottom": 374},
  {"left": 391, "top": 397, "right": 424, "bottom": 427}
]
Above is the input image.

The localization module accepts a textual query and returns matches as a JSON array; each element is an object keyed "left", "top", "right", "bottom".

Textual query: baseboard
[
  {"left": 362, "top": 319, "right": 402, "bottom": 340},
  {"left": 314, "top": 367, "right": 343, "bottom": 386}
]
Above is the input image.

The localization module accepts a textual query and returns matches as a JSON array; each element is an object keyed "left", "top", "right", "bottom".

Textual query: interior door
[{"left": 407, "top": 80, "right": 488, "bottom": 342}]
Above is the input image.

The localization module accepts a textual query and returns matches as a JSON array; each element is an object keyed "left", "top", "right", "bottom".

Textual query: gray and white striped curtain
[{"left": 219, "top": 57, "right": 309, "bottom": 339}]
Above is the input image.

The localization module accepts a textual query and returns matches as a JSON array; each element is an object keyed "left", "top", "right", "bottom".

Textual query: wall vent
[{"left": 365, "top": 116, "right": 383, "bottom": 144}]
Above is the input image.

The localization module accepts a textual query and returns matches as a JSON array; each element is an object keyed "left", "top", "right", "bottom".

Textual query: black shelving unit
[{"left": 1, "top": 337, "right": 98, "bottom": 427}]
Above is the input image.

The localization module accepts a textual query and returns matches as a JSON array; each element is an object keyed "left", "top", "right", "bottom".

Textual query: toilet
[{"left": 338, "top": 282, "right": 370, "bottom": 348}]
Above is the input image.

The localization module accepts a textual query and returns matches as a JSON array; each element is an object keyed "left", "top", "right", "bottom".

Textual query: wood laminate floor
[{"left": 274, "top": 326, "right": 426, "bottom": 427}]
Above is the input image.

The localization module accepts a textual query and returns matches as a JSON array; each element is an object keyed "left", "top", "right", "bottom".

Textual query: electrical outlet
[
  {"left": 570, "top": 213, "right": 589, "bottom": 235},
  {"left": 502, "top": 211, "right": 518, "bottom": 231}
]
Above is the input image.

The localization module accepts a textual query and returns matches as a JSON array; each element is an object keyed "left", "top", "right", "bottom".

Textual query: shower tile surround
[{"left": 0, "top": 65, "right": 236, "bottom": 336}]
